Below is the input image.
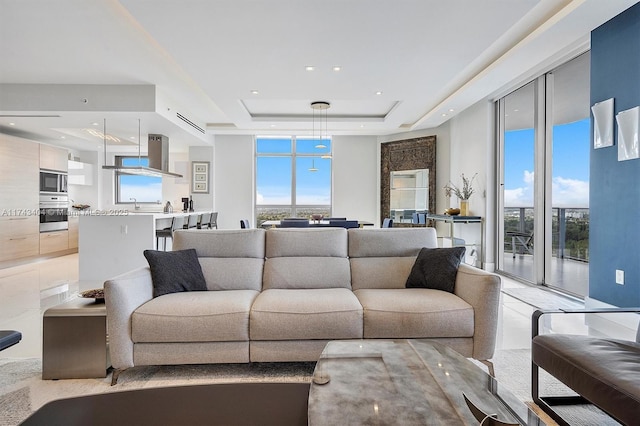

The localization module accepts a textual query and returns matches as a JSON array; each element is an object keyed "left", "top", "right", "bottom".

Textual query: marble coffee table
[{"left": 308, "top": 340, "right": 545, "bottom": 425}]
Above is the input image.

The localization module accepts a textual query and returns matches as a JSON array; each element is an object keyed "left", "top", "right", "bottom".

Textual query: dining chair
[
  {"left": 382, "top": 218, "right": 393, "bottom": 228},
  {"left": 240, "top": 219, "right": 251, "bottom": 229},
  {"left": 278, "top": 219, "right": 310, "bottom": 228},
  {"left": 210, "top": 212, "right": 218, "bottom": 229}
]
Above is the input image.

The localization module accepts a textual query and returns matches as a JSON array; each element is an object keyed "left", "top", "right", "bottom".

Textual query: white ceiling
[{"left": 0, "top": 0, "right": 637, "bottom": 153}]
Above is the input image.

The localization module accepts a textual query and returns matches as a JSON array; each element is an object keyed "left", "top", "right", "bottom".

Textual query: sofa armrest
[
  {"left": 454, "top": 263, "right": 502, "bottom": 360},
  {"left": 104, "top": 267, "right": 154, "bottom": 369}
]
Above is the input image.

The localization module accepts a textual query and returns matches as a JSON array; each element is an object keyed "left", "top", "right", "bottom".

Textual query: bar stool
[
  {"left": 199, "top": 212, "right": 212, "bottom": 229},
  {"left": 210, "top": 212, "right": 218, "bottom": 229},
  {"left": 156, "top": 216, "right": 184, "bottom": 251},
  {"left": 184, "top": 214, "right": 199, "bottom": 230}
]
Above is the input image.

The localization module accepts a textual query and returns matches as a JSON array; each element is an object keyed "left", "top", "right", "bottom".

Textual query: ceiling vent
[{"left": 176, "top": 112, "right": 205, "bottom": 134}]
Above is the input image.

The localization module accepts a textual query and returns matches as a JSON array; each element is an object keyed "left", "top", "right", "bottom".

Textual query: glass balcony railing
[{"left": 504, "top": 207, "right": 589, "bottom": 263}]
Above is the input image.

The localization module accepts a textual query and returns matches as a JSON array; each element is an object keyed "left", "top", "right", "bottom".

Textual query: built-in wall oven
[
  {"left": 40, "top": 194, "right": 69, "bottom": 232},
  {"left": 40, "top": 170, "right": 68, "bottom": 194}
]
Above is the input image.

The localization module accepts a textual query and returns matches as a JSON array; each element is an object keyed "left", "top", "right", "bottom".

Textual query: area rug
[{"left": 1, "top": 349, "right": 620, "bottom": 426}]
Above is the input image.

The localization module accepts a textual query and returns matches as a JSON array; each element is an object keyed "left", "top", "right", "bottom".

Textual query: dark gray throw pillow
[
  {"left": 405, "top": 247, "right": 466, "bottom": 293},
  {"left": 143, "top": 249, "right": 207, "bottom": 298}
]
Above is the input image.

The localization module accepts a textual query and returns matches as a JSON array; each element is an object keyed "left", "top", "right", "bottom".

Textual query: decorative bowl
[
  {"left": 311, "top": 214, "right": 324, "bottom": 221},
  {"left": 444, "top": 208, "right": 460, "bottom": 216}
]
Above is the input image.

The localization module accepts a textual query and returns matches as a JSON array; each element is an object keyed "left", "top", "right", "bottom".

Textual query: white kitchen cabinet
[
  {"left": 68, "top": 160, "right": 94, "bottom": 185},
  {"left": 40, "top": 144, "right": 68, "bottom": 172}
]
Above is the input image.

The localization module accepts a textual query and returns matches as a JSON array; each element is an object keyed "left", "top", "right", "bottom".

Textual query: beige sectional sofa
[{"left": 105, "top": 227, "right": 501, "bottom": 384}]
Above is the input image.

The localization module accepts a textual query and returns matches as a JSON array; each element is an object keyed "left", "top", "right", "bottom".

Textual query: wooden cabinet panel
[
  {"left": 0, "top": 135, "right": 39, "bottom": 210},
  {"left": 40, "top": 230, "right": 69, "bottom": 254},
  {"left": 40, "top": 144, "right": 68, "bottom": 172},
  {"left": 0, "top": 216, "right": 39, "bottom": 238},
  {"left": 0, "top": 234, "right": 39, "bottom": 262},
  {"left": 68, "top": 216, "right": 79, "bottom": 249}
]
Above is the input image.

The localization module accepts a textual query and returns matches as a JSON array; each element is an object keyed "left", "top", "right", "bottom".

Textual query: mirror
[{"left": 390, "top": 169, "right": 428, "bottom": 223}]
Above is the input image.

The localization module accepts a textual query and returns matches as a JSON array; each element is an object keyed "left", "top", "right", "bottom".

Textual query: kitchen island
[{"left": 78, "top": 211, "right": 206, "bottom": 284}]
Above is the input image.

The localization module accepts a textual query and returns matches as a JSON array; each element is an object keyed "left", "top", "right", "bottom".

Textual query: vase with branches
[{"left": 444, "top": 173, "right": 477, "bottom": 216}]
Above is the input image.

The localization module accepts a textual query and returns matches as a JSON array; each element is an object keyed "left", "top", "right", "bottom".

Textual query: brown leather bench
[{"left": 531, "top": 308, "right": 640, "bottom": 426}]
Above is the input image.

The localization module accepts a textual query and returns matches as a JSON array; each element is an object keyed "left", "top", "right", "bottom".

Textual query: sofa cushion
[
  {"left": 198, "top": 258, "right": 264, "bottom": 291},
  {"left": 173, "top": 229, "right": 265, "bottom": 258},
  {"left": 348, "top": 228, "right": 438, "bottom": 257},
  {"left": 266, "top": 228, "right": 347, "bottom": 258},
  {"left": 405, "top": 247, "right": 466, "bottom": 293},
  {"left": 132, "top": 290, "right": 259, "bottom": 343},
  {"left": 263, "top": 257, "right": 351, "bottom": 290},
  {"left": 250, "top": 289, "right": 363, "bottom": 340},
  {"left": 354, "top": 289, "right": 474, "bottom": 338},
  {"left": 350, "top": 257, "right": 416, "bottom": 290},
  {"left": 533, "top": 334, "right": 640, "bottom": 426},
  {"left": 143, "top": 249, "right": 207, "bottom": 298}
]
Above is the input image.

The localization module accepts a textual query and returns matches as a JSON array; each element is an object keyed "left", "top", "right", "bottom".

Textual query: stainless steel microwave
[{"left": 40, "top": 170, "right": 68, "bottom": 194}]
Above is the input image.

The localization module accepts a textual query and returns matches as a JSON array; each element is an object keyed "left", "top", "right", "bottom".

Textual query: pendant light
[{"left": 311, "top": 101, "right": 329, "bottom": 149}]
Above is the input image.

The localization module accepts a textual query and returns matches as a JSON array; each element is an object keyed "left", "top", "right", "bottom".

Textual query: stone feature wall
[{"left": 380, "top": 136, "right": 436, "bottom": 225}]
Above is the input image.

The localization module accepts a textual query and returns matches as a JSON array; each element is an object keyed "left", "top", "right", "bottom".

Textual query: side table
[{"left": 42, "top": 297, "right": 110, "bottom": 379}]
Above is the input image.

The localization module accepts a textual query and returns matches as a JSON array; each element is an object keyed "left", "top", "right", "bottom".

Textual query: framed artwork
[{"left": 191, "top": 161, "right": 210, "bottom": 193}]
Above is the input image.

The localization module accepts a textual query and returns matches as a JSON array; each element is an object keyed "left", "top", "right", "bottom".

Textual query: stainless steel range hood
[{"left": 102, "top": 120, "right": 183, "bottom": 178}]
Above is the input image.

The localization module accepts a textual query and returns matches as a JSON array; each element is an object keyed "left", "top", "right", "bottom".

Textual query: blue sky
[{"left": 504, "top": 118, "right": 590, "bottom": 208}]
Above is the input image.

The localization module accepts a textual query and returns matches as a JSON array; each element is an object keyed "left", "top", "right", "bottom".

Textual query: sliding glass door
[{"left": 497, "top": 53, "right": 590, "bottom": 297}]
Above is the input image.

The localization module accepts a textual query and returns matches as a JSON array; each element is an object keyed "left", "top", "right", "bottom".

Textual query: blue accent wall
[{"left": 590, "top": 2, "right": 640, "bottom": 307}]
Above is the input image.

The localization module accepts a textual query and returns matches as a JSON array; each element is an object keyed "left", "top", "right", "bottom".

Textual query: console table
[
  {"left": 308, "top": 340, "right": 545, "bottom": 425},
  {"left": 427, "top": 214, "right": 483, "bottom": 267}
]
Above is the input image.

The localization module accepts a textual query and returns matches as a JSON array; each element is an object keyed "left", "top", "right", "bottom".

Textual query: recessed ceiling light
[
  {"left": 449, "top": 108, "right": 455, "bottom": 112},
  {"left": 360, "top": 124, "right": 365, "bottom": 128},
  {"left": 60, "top": 136, "right": 66, "bottom": 139},
  {"left": 305, "top": 66, "right": 315, "bottom": 71},
  {"left": 9, "top": 122, "right": 15, "bottom": 126},
  {"left": 130, "top": 136, "right": 136, "bottom": 140},
  {"left": 375, "top": 91, "right": 383, "bottom": 95},
  {"left": 332, "top": 66, "right": 342, "bottom": 71},
  {"left": 441, "top": 113, "right": 447, "bottom": 117},
  {"left": 92, "top": 122, "right": 99, "bottom": 126},
  {"left": 250, "top": 90, "right": 259, "bottom": 95},
  {"left": 270, "top": 124, "right": 276, "bottom": 128}
]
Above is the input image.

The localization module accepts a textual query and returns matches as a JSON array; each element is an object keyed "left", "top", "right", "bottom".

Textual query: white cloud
[
  {"left": 523, "top": 170, "right": 534, "bottom": 184},
  {"left": 552, "top": 177, "right": 589, "bottom": 208}
]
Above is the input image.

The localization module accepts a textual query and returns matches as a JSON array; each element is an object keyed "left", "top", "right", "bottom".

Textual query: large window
[
  {"left": 256, "top": 136, "right": 331, "bottom": 225},
  {"left": 115, "top": 156, "right": 162, "bottom": 204}
]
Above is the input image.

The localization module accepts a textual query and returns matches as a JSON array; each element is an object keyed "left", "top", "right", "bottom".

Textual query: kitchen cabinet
[
  {"left": 40, "top": 144, "right": 68, "bottom": 172},
  {"left": 68, "top": 215, "right": 79, "bottom": 249},
  {"left": 40, "top": 230, "right": 69, "bottom": 254},
  {"left": 0, "top": 134, "right": 40, "bottom": 262},
  {"left": 0, "top": 216, "right": 40, "bottom": 262},
  {"left": 68, "top": 160, "right": 94, "bottom": 185}
]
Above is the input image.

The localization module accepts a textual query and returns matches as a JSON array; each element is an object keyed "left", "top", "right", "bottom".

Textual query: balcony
[{"left": 502, "top": 207, "right": 589, "bottom": 298}]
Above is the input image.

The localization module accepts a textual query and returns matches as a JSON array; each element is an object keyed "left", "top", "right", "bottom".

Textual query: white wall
[
  {"left": 449, "top": 100, "right": 495, "bottom": 269},
  {"left": 331, "top": 135, "right": 378, "bottom": 225},
  {"left": 214, "top": 135, "right": 254, "bottom": 229}
]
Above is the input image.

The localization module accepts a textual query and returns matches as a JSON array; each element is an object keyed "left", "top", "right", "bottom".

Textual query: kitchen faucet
[{"left": 130, "top": 198, "right": 140, "bottom": 210}]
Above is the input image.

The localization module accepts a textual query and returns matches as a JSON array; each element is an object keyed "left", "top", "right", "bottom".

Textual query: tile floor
[{"left": 0, "top": 252, "right": 625, "bottom": 362}]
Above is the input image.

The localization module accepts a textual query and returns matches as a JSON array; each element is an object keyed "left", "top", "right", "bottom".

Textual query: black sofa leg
[{"left": 111, "top": 368, "right": 125, "bottom": 386}]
